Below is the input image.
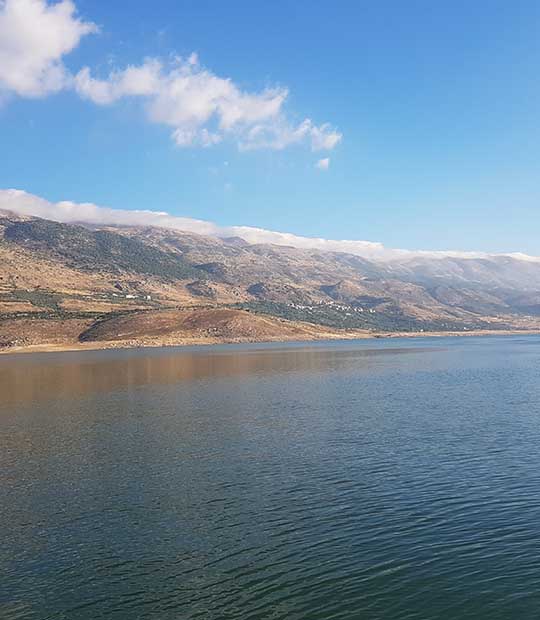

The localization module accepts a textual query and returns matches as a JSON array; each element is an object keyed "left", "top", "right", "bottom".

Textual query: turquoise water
[{"left": 1, "top": 336, "right": 540, "bottom": 619}]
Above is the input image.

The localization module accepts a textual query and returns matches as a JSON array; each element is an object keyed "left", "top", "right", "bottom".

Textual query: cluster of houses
[
  {"left": 285, "top": 300, "right": 377, "bottom": 314},
  {"left": 111, "top": 293, "right": 152, "bottom": 301}
]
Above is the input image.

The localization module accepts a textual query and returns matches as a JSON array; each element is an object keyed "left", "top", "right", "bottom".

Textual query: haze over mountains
[{"left": 1, "top": 190, "right": 540, "bottom": 351}]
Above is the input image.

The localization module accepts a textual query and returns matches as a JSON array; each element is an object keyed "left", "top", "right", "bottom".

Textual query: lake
[{"left": 2, "top": 335, "right": 540, "bottom": 619}]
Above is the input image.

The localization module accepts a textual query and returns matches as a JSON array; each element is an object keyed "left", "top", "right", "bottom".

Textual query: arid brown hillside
[
  {"left": 78, "top": 308, "right": 365, "bottom": 345},
  {"left": 1, "top": 211, "right": 539, "bottom": 352}
]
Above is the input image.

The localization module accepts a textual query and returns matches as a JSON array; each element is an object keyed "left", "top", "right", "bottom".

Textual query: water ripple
[{"left": 2, "top": 336, "right": 540, "bottom": 618}]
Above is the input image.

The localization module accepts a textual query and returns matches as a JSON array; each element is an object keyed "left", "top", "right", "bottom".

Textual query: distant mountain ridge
[
  {"left": 2, "top": 189, "right": 539, "bottom": 264},
  {"left": 0, "top": 209, "right": 539, "bottom": 351}
]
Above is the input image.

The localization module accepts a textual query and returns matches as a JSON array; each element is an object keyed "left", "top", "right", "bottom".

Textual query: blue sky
[{"left": 1, "top": 0, "right": 540, "bottom": 254}]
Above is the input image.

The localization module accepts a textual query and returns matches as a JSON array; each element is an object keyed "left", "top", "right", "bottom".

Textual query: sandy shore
[{"left": 1, "top": 328, "right": 538, "bottom": 356}]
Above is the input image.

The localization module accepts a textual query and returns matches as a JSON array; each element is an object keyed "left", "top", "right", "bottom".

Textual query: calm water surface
[{"left": 1, "top": 336, "right": 540, "bottom": 619}]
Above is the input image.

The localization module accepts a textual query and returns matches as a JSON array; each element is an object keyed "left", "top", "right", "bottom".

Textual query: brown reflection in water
[{"left": 0, "top": 345, "right": 436, "bottom": 407}]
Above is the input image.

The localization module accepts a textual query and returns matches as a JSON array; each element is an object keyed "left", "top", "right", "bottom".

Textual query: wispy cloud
[
  {"left": 240, "top": 120, "right": 341, "bottom": 152},
  {"left": 2, "top": 189, "right": 539, "bottom": 263},
  {"left": 316, "top": 157, "right": 330, "bottom": 170},
  {"left": 0, "top": 1, "right": 342, "bottom": 152}
]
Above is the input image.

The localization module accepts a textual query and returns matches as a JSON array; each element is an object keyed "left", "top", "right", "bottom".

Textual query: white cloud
[
  {"left": 311, "top": 125, "right": 342, "bottom": 150},
  {"left": 0, "top": 1, "right": 341, "bottom": 152},
  {"left": 316, "top": 157, "right": 330, "bottom": 170},
  {"left": 75, "top": 55, "right": 288, "bottom": 132},
  {"left": 240, "top": 118, "right": 341, "bottom": 152},
  {"left": 74, "top": 60, "right": 162, "bottom": 105},
  {"left": 0, "top": 0, "right": 97, "bottom": 98},
  {"left": 75, "top": 59, "right": 164, "bottom": 105},
  {"left": 2, "top": 188, "right": 540, "bottom": 264},
  {"left": 75, "top": 55, "right": 340, "bottom": 151}
]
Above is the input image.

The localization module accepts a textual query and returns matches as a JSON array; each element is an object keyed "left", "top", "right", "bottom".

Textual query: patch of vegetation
[
  {"left": 0, "top": 310, "right": 104, "bottom": 321},
  {"left": 4, "top": 220, "right": 205, "bottom": 281},
  {"left": 233, "top": 301, "right": 494, "bottom": 332},
  {"left": 2, "top": 289, "right": 61, "bottom": 310}
]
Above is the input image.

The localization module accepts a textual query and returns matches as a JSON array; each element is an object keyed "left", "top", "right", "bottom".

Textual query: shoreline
[{"left": 1, "top": 328, "right": 538, "bottom": 356}]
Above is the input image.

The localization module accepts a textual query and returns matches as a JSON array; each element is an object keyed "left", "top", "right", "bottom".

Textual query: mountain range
[{"left": 1, "top": 208, "right": 539, "bottom": 352}]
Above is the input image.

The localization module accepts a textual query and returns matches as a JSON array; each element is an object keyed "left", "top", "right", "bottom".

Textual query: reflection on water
[
  {"left": 0, "top": 342, "right": 439, "bottom": 406},
  {"left": 1, "top": 336, "right": 540, "bottom": 620}
]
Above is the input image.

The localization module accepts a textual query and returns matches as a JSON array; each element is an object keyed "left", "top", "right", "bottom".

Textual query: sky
[{"left": 1, "top": 0, "right": 540, "bottom": 255}]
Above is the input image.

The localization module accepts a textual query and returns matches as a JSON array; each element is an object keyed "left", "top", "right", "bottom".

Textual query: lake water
[{"left": 2, "top": 335, "right": 540, "bottom": 619}]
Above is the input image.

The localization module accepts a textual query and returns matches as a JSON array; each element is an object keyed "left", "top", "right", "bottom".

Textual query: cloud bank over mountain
[{"left": 1, "top": 189, "right": 538, "bottom": 264}]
